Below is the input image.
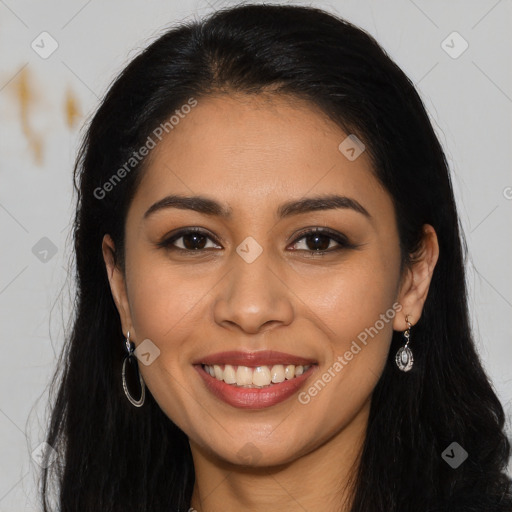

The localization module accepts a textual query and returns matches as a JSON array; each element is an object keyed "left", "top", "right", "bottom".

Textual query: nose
[{"left": 213, "top": 248, "right": 294, "bottom": 334}]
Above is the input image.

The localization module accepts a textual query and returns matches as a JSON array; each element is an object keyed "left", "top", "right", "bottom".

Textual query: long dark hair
[{"left": 40, "top": 4, "right": 512, "bottom": 511}]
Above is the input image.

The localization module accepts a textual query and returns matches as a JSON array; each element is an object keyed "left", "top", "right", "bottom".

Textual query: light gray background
[{"left": 1, "top": 0, "right": 511, "bottom": 509}]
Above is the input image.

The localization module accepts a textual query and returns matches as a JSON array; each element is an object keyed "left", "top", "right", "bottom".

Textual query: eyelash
[{"left": 157, "top": 227, "right": 356, "bottom": 257}]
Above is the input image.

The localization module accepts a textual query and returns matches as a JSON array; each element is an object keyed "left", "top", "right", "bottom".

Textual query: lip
[
  {"left": 195, "top": 363, "right": 317, "bottom": 409},
  {"left": 192, "top": 350, "right": 317, "bottom": 367}
]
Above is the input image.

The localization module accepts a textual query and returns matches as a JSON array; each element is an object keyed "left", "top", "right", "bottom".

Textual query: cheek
[
  {"left": 123, "top": 240, "right": 187, "bottom": 338},
  {"left": 293, "top": 259, "right": 399, "bottom": 436},
  {"left": 126, "top": 258, "right": 210, "bottom": 345},
  {"left": 302, "top": 252, "right": 401, "bottom": 397},
  {"left": 122, "top": 252, "right": 215, "bottom": 427},
  {"left": 301, "top": 255, "right": 400, "bottom": 339}
]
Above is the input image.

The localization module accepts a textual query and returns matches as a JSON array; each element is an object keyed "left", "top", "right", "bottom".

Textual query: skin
[{"left": 102, "top": 93, "right": 439, "bottom": 512}]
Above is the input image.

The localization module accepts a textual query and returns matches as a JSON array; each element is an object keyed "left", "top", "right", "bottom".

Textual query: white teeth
[
  {"left": 252, "top": 366, "right": 271, "bottom": 386},
  {"left": 271, "top": 364, "right": 285, "bottom": 383},
  {"left": 213, "top": 364, "right": 223, "bottom": 380},
  {"left": 236, "top": 365, "right": 253, "bottom": 385},
  {"left": 223, "top": 364, "right": 237, "bottom": 384},
  {"left": 285, "top": 364, "right": 295, "bottom": 379},
  {"left": 203, "top": 363, "right": 312, "bottom": 387}
]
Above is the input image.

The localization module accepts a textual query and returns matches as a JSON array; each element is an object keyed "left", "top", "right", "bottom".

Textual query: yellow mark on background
[
  {"left": 14, "top": 67, "right": 43, "bottom": 165},
  {"left": 64, "top": 87, "right": 81, "bottom": 129},
  {"left": 6, "top": 66, "right": 82, "bottom": 165}
]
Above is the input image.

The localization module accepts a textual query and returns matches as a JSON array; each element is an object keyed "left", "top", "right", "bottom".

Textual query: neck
[{"left": 188, "top": 400, "right": 369, "bottom": 512}]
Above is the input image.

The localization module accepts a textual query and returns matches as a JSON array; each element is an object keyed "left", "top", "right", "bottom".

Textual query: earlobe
[
  {"left": 393, "top": 224, "right": 439, "bottom": 331},
  {"left": 102, "top": 234, "right": 134, "bottom": 337}
]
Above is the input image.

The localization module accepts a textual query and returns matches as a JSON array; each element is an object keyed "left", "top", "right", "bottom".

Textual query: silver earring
[
  {"left": 395, "top": 316, "right": 414, "bottom": 372},
  {"left": 122, "top": 331, "right": 146, "bottom": 407}
]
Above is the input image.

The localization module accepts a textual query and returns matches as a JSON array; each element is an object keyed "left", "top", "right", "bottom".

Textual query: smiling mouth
[{"left": 200, "top": 363, "right": 315, "bottom": 388}]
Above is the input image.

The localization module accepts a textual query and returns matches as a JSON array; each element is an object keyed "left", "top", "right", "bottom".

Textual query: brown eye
[
  {"left": 297, "top": 232, "right": 335, "bottom": 251},
  {"left": 159, "top": 228, "right": 221, "bottom": 252},
  {"left": 289, "top": 228, "right": 354, "bottom": 255},
  {"left": 180, "top": 232, "right": 208, "bottom": 250}
]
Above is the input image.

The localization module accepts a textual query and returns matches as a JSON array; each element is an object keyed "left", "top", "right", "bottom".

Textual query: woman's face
[{"left": 105, "top": 93, "right": 423, "bottom": 467}]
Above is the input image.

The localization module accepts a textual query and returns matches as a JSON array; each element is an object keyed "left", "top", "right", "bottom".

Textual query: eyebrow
[{"left": 143, "top": 193, "right": 371, "bottom": 220}]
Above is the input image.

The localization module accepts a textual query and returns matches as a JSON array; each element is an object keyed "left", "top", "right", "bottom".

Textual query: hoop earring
[
  {"left": 122, "top": 331, "right": 146, "bottom": 407},
  {"left": 395, "top": 316, "right": 414, "bottom": 372}
]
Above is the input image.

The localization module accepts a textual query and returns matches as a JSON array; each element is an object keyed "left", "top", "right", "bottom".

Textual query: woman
[{"left": 40, "top": 4, "right": 512, "bottom": 511}]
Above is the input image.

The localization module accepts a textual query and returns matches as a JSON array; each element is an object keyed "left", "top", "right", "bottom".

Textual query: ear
[
  {"left": 393, "top": 224, "right": 439, "bottom": 331},
  {"left": 102, "top": 234, "right": 135, "bottom": 339}
]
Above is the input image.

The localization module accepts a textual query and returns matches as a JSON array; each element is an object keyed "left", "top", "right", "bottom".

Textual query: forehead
[{"left": 130, "top": 93, "right": 391, "bottom": 222}]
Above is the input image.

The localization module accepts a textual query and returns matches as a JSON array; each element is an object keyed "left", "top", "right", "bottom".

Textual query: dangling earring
[
  {"left": 395, "top": 316, "right": 414, "bottom": 372},
  {"left": 122, "top": 331, "right": 146, "bottom": 407}
]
